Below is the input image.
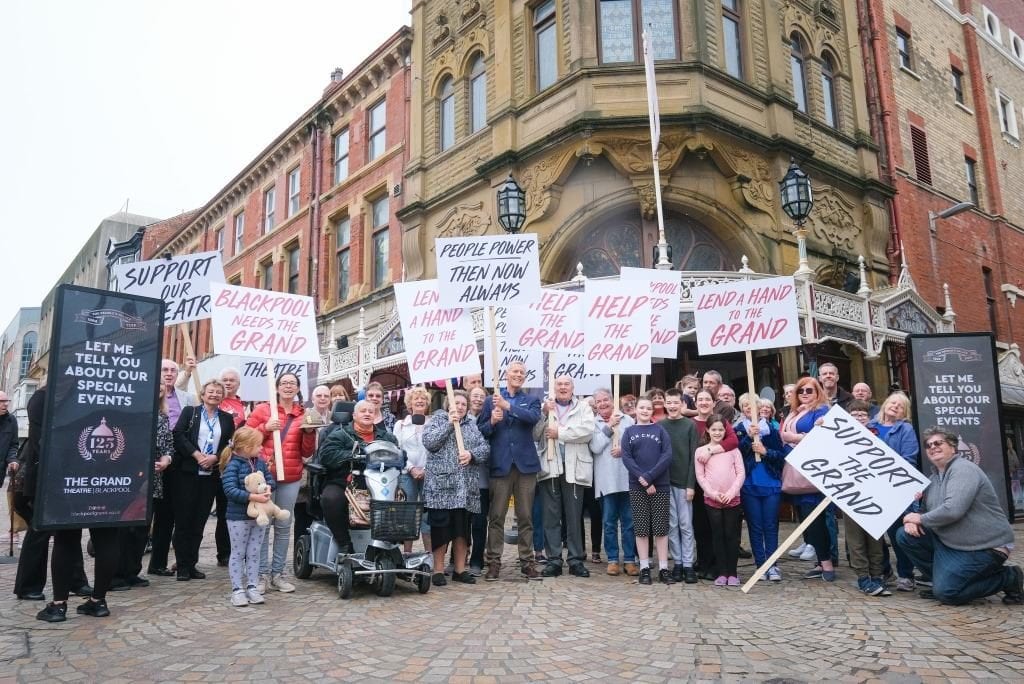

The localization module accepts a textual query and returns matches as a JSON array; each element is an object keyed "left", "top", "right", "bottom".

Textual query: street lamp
[
  {"left": 496, "top": 173, "right": 526, "bottom": 234},
  {"left": 927, "top": 200, "right": 973, "bottom": 292},
  {"left": 779, "top": 159, "right": 814, "bottom": 277}
]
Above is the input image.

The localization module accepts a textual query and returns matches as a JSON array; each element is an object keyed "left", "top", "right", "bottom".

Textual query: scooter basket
[{"left": 369, "top": 500, "right": 423, "bottom": 542}]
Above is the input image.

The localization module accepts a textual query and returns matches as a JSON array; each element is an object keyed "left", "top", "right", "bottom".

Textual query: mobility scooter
[{"left": 294, "top": 431, "right": 432, "bottom": 598}]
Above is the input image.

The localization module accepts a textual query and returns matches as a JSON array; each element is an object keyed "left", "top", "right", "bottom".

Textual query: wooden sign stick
[
  {"left": 444, "top": 382, "right": 466, "bottom": 452},
  {"left": 741, "top": 496, "right": 830, "bottom": 593},
  {"left": 639, "top": 375, "right": 647, "bottom": 398},
  {"left": 179, "top": 324, "right": 202, "bottom": 397},
  {"left": 487, "top": 306, "right": 500, "bottom": 397},
  {"left": 546, "top": 357, "right": 556, "bottom": 462},
  {"left": 611, "top": 374, "right": 621, "bottom": 450},
  {"left": 745, "top": 349, "right": 762, "bottom": 462},
  {"left": 264, "top": 358, "right": 285, "bottom": 482}
]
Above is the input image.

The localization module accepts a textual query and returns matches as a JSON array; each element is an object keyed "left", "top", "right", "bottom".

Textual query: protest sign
[
  {"left": 435, "top": 234, "right": 541, "bottom": 307},
  {"left": 196, "top": 355, "right": 311, "bottom": 402},
  {"left": 395, "top": 280, "right": 480, "bottom": 385},
  {"left": 550, "top": 352, "right": 610, "bottom": 396},
  {"left": 583, "top": 279, "right": 652, "bottom": 375},
  {"left": 785, "top": 405, "right": 929, "bottom": 539},
  {"left": 908, "top": 333, "right": 1011, "bottom": 516},
  {"left": 209, "top": 284, "right": 320, "bottom": 363},
  {"left": 35, "top": 285, "right": 164, "bottom": 530},
  {"left": 482, "top": 307, "right": 543, "bottom": 388},
  {"left": 111, "top": 251, "right": 225, "bottom": 325},
  {"left": 505, "top": 288, "right": 584, "bottom": 353},
  {"left": 621, "top": 267, "right": 680, "bottom": 358},
  {"left": 691, "top": 276, "right": 800, "bottom": 355}
]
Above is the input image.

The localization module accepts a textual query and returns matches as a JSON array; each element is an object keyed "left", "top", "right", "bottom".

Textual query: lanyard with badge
[{"left": 200, "top": 410, "right": 217, "bottom": 475}]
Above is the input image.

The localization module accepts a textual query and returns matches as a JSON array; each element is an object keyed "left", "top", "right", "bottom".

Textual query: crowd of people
[{"left": 6, "top": 359, "right": 1022, "bottom": 621}]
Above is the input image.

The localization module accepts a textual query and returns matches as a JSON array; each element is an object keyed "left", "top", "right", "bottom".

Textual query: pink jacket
[{"left": 695, "top": 446, "right": 744, "bottom": 508}]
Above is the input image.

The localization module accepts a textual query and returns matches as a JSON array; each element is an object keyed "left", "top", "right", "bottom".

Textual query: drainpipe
[
  {"left": 861, "top": 0, "right": 904, "bottom": 284},
  {"left": 308, "top": 116, "right": 323, "bottom": 308}
]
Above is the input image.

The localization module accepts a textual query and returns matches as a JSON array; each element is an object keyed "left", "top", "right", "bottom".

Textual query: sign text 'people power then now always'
[
  {"left": 111, "top": 252, "right": 225, "bottom": 325},
  {"left": 691, "top": 276, "right": 801, "bottom": 355},
  {"left": 208, "top": 284, "right": 320, "bottom": 363},
  {"left": 435, "top": 234, "right": 541, "bottom": 307}
]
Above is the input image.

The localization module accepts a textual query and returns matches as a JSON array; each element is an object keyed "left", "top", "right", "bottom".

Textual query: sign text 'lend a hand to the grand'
[{"left": 692, "top": 276, "right": 801, "bottom": 355}]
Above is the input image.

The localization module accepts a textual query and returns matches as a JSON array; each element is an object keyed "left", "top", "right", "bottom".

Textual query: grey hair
[
  {"left": 219, "top": 366, "right": 241, "bottom": 380},
  {"left": 922, "top": 426, "right": 957, "bottom": 447}
]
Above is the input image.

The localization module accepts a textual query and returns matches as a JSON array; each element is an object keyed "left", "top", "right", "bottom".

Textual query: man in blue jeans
[{"left": 898, "top": 427, "right": 1023, "bottom": 606}]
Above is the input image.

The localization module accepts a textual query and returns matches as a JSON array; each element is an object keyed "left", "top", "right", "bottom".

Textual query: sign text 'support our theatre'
[
  {"left": 208, "top": 284, "right": 320, "bottom": 363},
  {"left": 583, "top": 279, "right": 653, "bottom": 375},
  {"left": 395, "top": 280, "right": 481, "bottom": 384},
  {"left": 111, "top": 251, "right": 225, "bottom": 325},
  {"left": 691, "top": 276, "right": 801, "bottom": 355},
  {"left": 35, "top": 285, "right": 164, "bottom": 530},
  {"left": 504, "top": 287, "right": 584, "bottom": 353},
  {"left": 785, "top": 405, "right": 929, "bottom": 539},
  {"left": 482, "top": 307, "right": 544, "bottom": 388},
  {"left": 435, "top": 234, "right": 542, "bottom": 308},
  {"left": 620, "top": 267, "right": 681, "bottom": 358}
]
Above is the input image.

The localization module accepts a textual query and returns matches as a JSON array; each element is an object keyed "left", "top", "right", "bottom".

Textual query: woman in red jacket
[{"left": 246, "top": 372, "right": 316, "bottom": 593}]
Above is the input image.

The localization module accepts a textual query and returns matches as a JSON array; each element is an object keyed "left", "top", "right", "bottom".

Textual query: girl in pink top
[{"left": 695, "top": 415, "right": 745, "bottom": 587}]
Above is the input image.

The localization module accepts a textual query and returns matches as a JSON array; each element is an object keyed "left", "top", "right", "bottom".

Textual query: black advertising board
[
  {"left": 907, "top": 333, "right": 1012, "bottom": 520},
  {"left": 34, "top": 284, "right": 164, "bottom": 530}
]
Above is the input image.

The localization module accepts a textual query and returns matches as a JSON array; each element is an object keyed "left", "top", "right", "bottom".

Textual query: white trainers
[
  {"left": 787, "top": 543, "right": 807, "bottom": 558},
  {"left": 230, "top": 590, "right": 248, "bottom": 607},
  {"left": 270, "top": 573, "right": 295, "bottom": 593},
  {"left": 245, "top": 586, "right": 265, "bottom": 604},
  {"left": 767, "top": 566, "right": 782, "bottom": 582},
  {"left": 799, "top": 545, "right": 817, "bottom": 561},
  {"left": 256, "top": 574, "right": 269, "bottom": 593}
]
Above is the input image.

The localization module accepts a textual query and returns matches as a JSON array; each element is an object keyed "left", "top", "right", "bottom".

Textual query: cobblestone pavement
[{"left": 1, "top": 512, "right": 1022, "bottom": 683}]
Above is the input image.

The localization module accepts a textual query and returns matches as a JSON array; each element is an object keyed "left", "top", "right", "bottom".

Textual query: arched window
[
  {"left": 439, "top": 76, "right": 455, "bottom": 151},
  {"left": 821, "top": 53, "right": 838, "bottom": 128},
  {"left": 19, "top": 331, "right": 36, "bottom": 379},
  {"left": 469, "top": 55, "right": 487, "bottom": 134},
  {"left": 790, "top": 33, "right": 808, "bottom": 113}
]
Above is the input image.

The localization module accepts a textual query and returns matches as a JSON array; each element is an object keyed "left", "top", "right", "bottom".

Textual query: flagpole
[{"left": 643, "top": 28, "right": 671, "bottom": 271}]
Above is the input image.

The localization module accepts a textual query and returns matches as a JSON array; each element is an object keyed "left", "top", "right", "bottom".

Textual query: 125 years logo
[{"left": 77, "top": 417, "right": 126, "bottom": 462}]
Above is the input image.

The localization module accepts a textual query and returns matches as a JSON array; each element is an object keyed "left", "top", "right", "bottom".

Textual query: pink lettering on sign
[
  {"left": 587, "top": 295, "right": 651, "bottom": 319},
  {"left": 709, "top": 319, "right": 790, "bottom": 348}
]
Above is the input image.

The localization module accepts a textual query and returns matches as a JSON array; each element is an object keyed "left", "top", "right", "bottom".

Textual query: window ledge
[
  {"left": 1003, "top": 283, "right": 1024, "bottom": 308},
  {"left": 899, "top": 65, "right": 921, "bottom": 80},
  {"left": 955, "top": 102, "right": 974, "bottom": 115},
  {"left": 1002, "top": 131, "right": 1022, "bottom": 148}
]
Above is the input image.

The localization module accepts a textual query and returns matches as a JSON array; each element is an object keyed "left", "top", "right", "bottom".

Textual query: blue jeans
[
  {"left": 741, "top": 490, "right": 781, "bottom": 568},
  {"left": 897, "top": 528, "right": 1011, "bottom": 604},
  {"left": 532, "top": 486, "right": 545, "bottom": 553},
  {"left": 825, "top": 504, "right": 839, "bottom": 564},
  {"left": 259, "top": 480, "right": 300, "bottom": 575},
  {"left": 398, "top": 473, "right": 430, "bottom": 534},
  {"left": 886, "top": 517, "right": 916, "bottom": 579},
  {"left": 601, "top": 492, "right": 637, "bottom": 563}
]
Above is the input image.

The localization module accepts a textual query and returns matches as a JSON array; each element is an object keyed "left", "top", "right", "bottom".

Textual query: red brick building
[{"left": 147, "top": 28, "right": 412, "bottom": 364}]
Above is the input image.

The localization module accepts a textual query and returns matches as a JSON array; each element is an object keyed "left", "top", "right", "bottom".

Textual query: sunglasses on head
[
  {"left": 925, "top": 439, "right": 948, "bottom": 449},
  {"left": 797, "top": 387, "right": 816, "bottom": 395}
]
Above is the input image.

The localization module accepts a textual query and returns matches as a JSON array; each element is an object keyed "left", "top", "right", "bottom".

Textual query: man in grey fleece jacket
[{"left": 897, "top": 427, "right": 1023, "bottom": 606}]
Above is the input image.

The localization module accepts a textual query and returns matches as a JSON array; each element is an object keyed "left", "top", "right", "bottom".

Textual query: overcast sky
[{"left": 0, "top": 0, "right": 411, "bottom": 333}]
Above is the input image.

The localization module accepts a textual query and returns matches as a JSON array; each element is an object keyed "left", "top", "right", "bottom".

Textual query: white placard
[
  {"left": 583, "top": 279, "right": 652, "bottom": 375},
  {"left": 691, "top": 276, "right": 801, "bottom": 355},
  {"left": 621, "top": 267, "right": 680, "bottom": 358},
  {"left": 482, "top": 307, "right": 544, "bottom": 388},
  {"left": 112, "top": 251, "right": 226, "bottom": 324},
  {"left": 395, "top": 280, "right": 481, "bottom": 384},
  {"left": 504, "top": 287, "right": 584, "bottom": 353},
  {"left": 209, "top": 283, "right": 320, "bottom": 363},
  {"left": 196, "top": 355, "right": 311, "bottom": 402},
  {"left": 785, "top": 406, "right": 929, "bottom": 539},
  {"left": 435, "top": 234, "right": 542, "bottom": 307},
  {"left": 550, "top": 352, "right": 610, "bottom": 397}
]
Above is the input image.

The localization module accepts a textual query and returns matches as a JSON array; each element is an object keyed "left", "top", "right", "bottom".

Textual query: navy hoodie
[{"left": 620, "top": 422, "right": 673, "bottom": 491}]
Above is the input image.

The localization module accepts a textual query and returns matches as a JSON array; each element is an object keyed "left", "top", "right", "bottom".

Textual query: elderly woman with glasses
[
  {"left": 898, "top": 427, "right": 1022, "bottom": 605},
  {"left": 365, "top": 381, "right": 396, "bottom": 432},
  {"left": 780, "top": 377, "right": 836, "bottom": 582}
]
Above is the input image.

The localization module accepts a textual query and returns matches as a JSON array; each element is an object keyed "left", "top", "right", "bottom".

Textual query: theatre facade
[{"left": 317, "top": 0, "right": 951, "bottom": 396}]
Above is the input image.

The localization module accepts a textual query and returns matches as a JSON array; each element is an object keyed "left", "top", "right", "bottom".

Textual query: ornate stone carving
[
  {"left": 637, "top": 183, "right": 657, "bottom": 219},
  {"left": 813, "top": 288, "right": 863, "bottom": 320},
  {"left": 520, "top": 147, "right": 577, "bottom": 222},
  {"left": 717, "top": 144, "right": 774, "bottom": 215},
  {"left": 809, "top": 185, "right": 858, "bottom": 250},
  {"left": 886, "top": 300, "right": 936, "bottom": 334},
  {"left": 600, "top": 133, "right": 687, "bottom": 174},
  {"left": 434, "top": 202, "right": 493, "bottom": 238},
  {"left": 432, "top": 12, "right": 451, "bottom": 48},
  {"left": 818, "top": 322, "right": 866, "bottom": 348},
  {"left": 998, "top": 345, "right": 1024, "bottom": 387}
]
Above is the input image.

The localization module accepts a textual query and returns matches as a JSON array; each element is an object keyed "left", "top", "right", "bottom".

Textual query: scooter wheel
[
  {"left": 415, "top": 570, "right": 431, "bottom": 594},
  {"left": 294, "top": 535, "right": 313, "bottom": 579},
  {"left": 337, "top": 564, "right": 354, "bottom": 599},
  {"left": 375, "top": 557, "right": 396, "bottom": 597}
]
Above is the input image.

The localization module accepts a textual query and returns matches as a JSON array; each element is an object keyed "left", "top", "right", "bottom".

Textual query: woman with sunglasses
[
  {"left": 246, "top": 372, "right": 317, "bottom": 594},
  {"left": 365, "top": 381, "right": 396, "bottom": 432},
  {"left": 867, "top": 391, "right": 920, "bottom": 592},
  {"left": 898, "top": 428, "right": 1021, "bottom": 605},
  {"left": 780, "top": 377, "right": 835, "bottom": 581}
]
